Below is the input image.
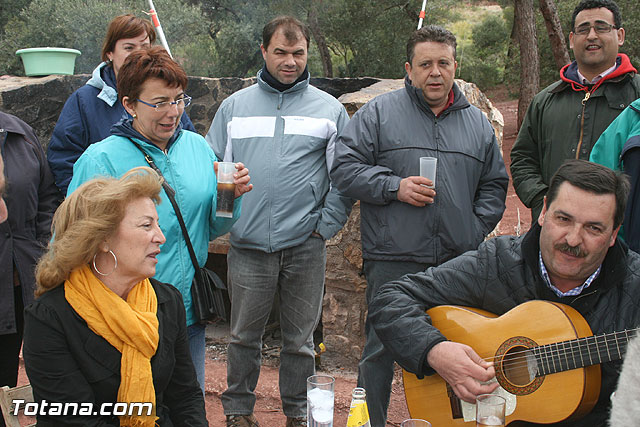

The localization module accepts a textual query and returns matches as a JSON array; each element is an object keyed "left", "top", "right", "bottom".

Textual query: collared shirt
[
  {"left": 577, "top": 62, "right": 617, "bottom": 85},
  {"left": 435, "top": 90, "right": 455, "bottom": 118},
  {"left": 539, "top": 251, "right": 601, "bottom": 297}
]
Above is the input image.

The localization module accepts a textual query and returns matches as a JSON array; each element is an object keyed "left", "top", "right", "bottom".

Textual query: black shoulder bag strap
[{"left": 128, "top": 138, "right": 201, "bottom": 271}]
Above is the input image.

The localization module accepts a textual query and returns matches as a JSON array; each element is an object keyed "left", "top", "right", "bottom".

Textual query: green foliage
[
  {"left": 5, "top": 0, "right": 636, "bottom": 86},
  {"left": 190, "top": 0, "right": 270, "bottom": 77},
  {"left": 0, "top": 0, "right": 32, "bottom": 36},
  {"left": 319, "top": 0, "right": 405, "bottom": 78},
  {"left": 320, "top": 0, "right": 459, "bottom": 78},
  {"left": 208, "top": 21, "right": 263, "bottom": 78},
  {"left": 473, "top": 14, "right": 508, "bottom": 54},
  {"left": 617, "top": 0, "right": 640, "bottom": 69},
  {"left": 456, "top": 11, "right": 509, "bottom": 90},
  {"left": 0, "top": 0, "right": 212, "bottom": 76}
]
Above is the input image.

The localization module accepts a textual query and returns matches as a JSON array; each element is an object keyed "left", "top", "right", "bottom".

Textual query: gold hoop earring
[{"left": 93, "top": 250, "right": 118, "bottom": 276}]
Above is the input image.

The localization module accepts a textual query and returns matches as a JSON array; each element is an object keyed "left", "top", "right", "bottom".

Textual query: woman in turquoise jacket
[
  {"left": 590, "top": 97, "right": 640, "bottom": 250},
  {"left": 67, "top": 47, "right": 252, "bottom": 392}
]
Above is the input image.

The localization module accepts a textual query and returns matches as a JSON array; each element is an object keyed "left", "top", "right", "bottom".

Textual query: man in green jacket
[{"left": 511, "top": 0, "right": 640, "bottom": 222}]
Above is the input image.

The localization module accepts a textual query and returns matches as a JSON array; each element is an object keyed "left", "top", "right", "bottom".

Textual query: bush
[
  {"left": 0, "top": 0, "right": 213, "bottom": 76},
  {"left": 457, "top": 13, "right": 508, "bottom": 90}
]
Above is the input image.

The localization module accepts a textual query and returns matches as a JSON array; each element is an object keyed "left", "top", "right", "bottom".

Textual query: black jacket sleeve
[{"left": 368, "top": 237, "right": 521, "bottom": 376}]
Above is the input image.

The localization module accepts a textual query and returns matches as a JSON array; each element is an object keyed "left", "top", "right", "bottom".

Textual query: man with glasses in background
[{"left": 511, "top": 0, "right": 640, "bottom": 223}]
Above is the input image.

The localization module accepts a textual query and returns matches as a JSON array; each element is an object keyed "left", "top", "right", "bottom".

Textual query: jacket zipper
[{"left": 575, "top": 91, "right": 591, "bottom": 159}]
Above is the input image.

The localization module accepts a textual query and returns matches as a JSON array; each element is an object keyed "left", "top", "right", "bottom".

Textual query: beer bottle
[{"left": 346, "top": 387, "right": 371, "bottom": 427}]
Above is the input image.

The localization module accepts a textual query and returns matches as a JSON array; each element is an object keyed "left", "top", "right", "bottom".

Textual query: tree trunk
[
  {"left": 308, "top": 1, "right": 333, "bottom": 77},
  {"left": 539, "top": 0, "right": 570, "bottom": 70},
  {"left": 515, "top": 0, "right": 539, "bottom": 128}
]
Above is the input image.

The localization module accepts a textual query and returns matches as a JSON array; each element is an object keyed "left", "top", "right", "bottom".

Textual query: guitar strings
[
  {"left": 482, "top": 340, "right": 631, "bottom": 378},
  {"left": 476, "top": 328, "right": 640, "bottom": 369},
  {"left": 473, "top": 329, "right": 637, "bottom": 375},
  {"left": 478, "top": 328, "right": 637, "bottom": 363},
  {"left": 481, "top": 337, "right": 631, "bottom": 369}
]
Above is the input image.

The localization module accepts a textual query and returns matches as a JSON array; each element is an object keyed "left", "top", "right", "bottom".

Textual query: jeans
[
  {"left": 359, "top": 260, "right": 430, "bottom": 427},
  {"left": 222, "top": 236, "right": 326, "bottom": 417},
  {"left": 188, "top": 322, "right": 206, "bottom": 395}
]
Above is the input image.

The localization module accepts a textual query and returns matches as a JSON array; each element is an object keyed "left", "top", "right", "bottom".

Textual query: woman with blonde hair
[
  {"left": 23, "top": 167, "right": 207, "bottom": 427},
  {"left": 67, "top": 46, "right": 252, "bottom": 392}
]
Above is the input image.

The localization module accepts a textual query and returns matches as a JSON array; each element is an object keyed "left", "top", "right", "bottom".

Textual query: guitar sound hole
[{"left": 501, "top": 345, "right": 537, "bottom": 387}]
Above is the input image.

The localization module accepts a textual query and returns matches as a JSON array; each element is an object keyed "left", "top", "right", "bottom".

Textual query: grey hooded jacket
[{"left": 331, "top": 77, "right": 508, "bottom": 263}]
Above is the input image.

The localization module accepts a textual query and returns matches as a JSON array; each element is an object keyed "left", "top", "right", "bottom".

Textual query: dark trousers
[
  {"left": 358, "top": 260, "right": 431, "bottom": 427},
  {"left": 0, "top": 286, "right": 24, "bottom": 427}
]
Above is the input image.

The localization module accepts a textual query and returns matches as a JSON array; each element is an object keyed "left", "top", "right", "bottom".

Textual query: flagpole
[
  {"left": 417, "top": 0, "right": 427, "bottom": 29},
  {"left": 147, "top": 0, "right": 172, "bottom": 58}
]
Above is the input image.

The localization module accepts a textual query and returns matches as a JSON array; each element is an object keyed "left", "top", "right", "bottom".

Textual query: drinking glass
[
  {"left": 476, "top": 394, "right": 506, "bottom": 427},
  {"left": 401, "top": 419, "right": 432, "bottom": 427},
  {"left": 307, "top": 374, "right": 334, "bottom": 427},
  {"left": 419, "top": 156, "right": 437, "bottom": 188},
  {"left": 215, "top": 162, "right": 236, "bottom": 218}
]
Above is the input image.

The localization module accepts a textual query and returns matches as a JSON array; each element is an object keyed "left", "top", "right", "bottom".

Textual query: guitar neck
[{"left": 534, "top": 329, "right": 638, "bottom": 376}]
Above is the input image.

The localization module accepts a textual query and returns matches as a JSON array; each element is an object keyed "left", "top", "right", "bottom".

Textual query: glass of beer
[
  {"left": 476, "top": 394, "right": 505, "bottom": 427},
  {"left": 216, "top": 162, "right": 236, "bottom": 218}
]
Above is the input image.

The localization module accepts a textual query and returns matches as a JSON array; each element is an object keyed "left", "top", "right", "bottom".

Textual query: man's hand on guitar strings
[{"left": 427, "top": 341, "right": 500, "bottom": 403}]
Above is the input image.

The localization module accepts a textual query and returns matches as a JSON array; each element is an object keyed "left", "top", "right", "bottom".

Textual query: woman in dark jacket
[
  {"left": 0, "top": 111, "right": 60, "bottom": 427},
  {"left": 23, "top": 168, "right": 207, "bottom": 426},
  {"left": 46, "top": 14, "right": 196, "bottom": 194}
]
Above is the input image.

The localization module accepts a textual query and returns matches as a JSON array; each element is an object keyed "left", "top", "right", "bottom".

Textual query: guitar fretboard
[{"left": 533, "top": 329, "right": 638, "bottom": 376}]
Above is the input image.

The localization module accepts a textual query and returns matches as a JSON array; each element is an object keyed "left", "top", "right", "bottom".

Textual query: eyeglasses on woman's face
[{"left": 136, "top": 95, "right": 192, "bottom": 113}]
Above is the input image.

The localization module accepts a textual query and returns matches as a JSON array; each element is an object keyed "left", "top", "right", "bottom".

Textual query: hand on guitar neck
[{"left": 427, "top": 341, "right": 500, "bottom": 403}]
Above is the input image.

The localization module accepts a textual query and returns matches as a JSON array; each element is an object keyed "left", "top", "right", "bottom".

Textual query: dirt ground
[{"left": 16, "top": 96, "right": 529, "bottom": 427}]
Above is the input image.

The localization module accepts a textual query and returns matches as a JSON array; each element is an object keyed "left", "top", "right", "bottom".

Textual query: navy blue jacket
[{"left": 47, "top": 62, "right": 196, "bottom": 194}]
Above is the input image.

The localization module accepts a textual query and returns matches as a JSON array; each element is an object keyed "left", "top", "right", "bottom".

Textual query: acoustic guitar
[{"left": 403, "top": 300, "right": 636, "bottom": 425}]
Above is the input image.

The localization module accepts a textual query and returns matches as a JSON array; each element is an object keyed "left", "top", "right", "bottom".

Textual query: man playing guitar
[{"left": 369, "top": 159, "right": 640, "bottom": 426}]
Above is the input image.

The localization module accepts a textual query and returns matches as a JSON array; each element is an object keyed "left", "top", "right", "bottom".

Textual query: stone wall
[
  {"left": 0, "top": 74, "right": 503, "bottom": 363},
  {"left": 0, "top": 75, "right": 378, "bottom": 143}
]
